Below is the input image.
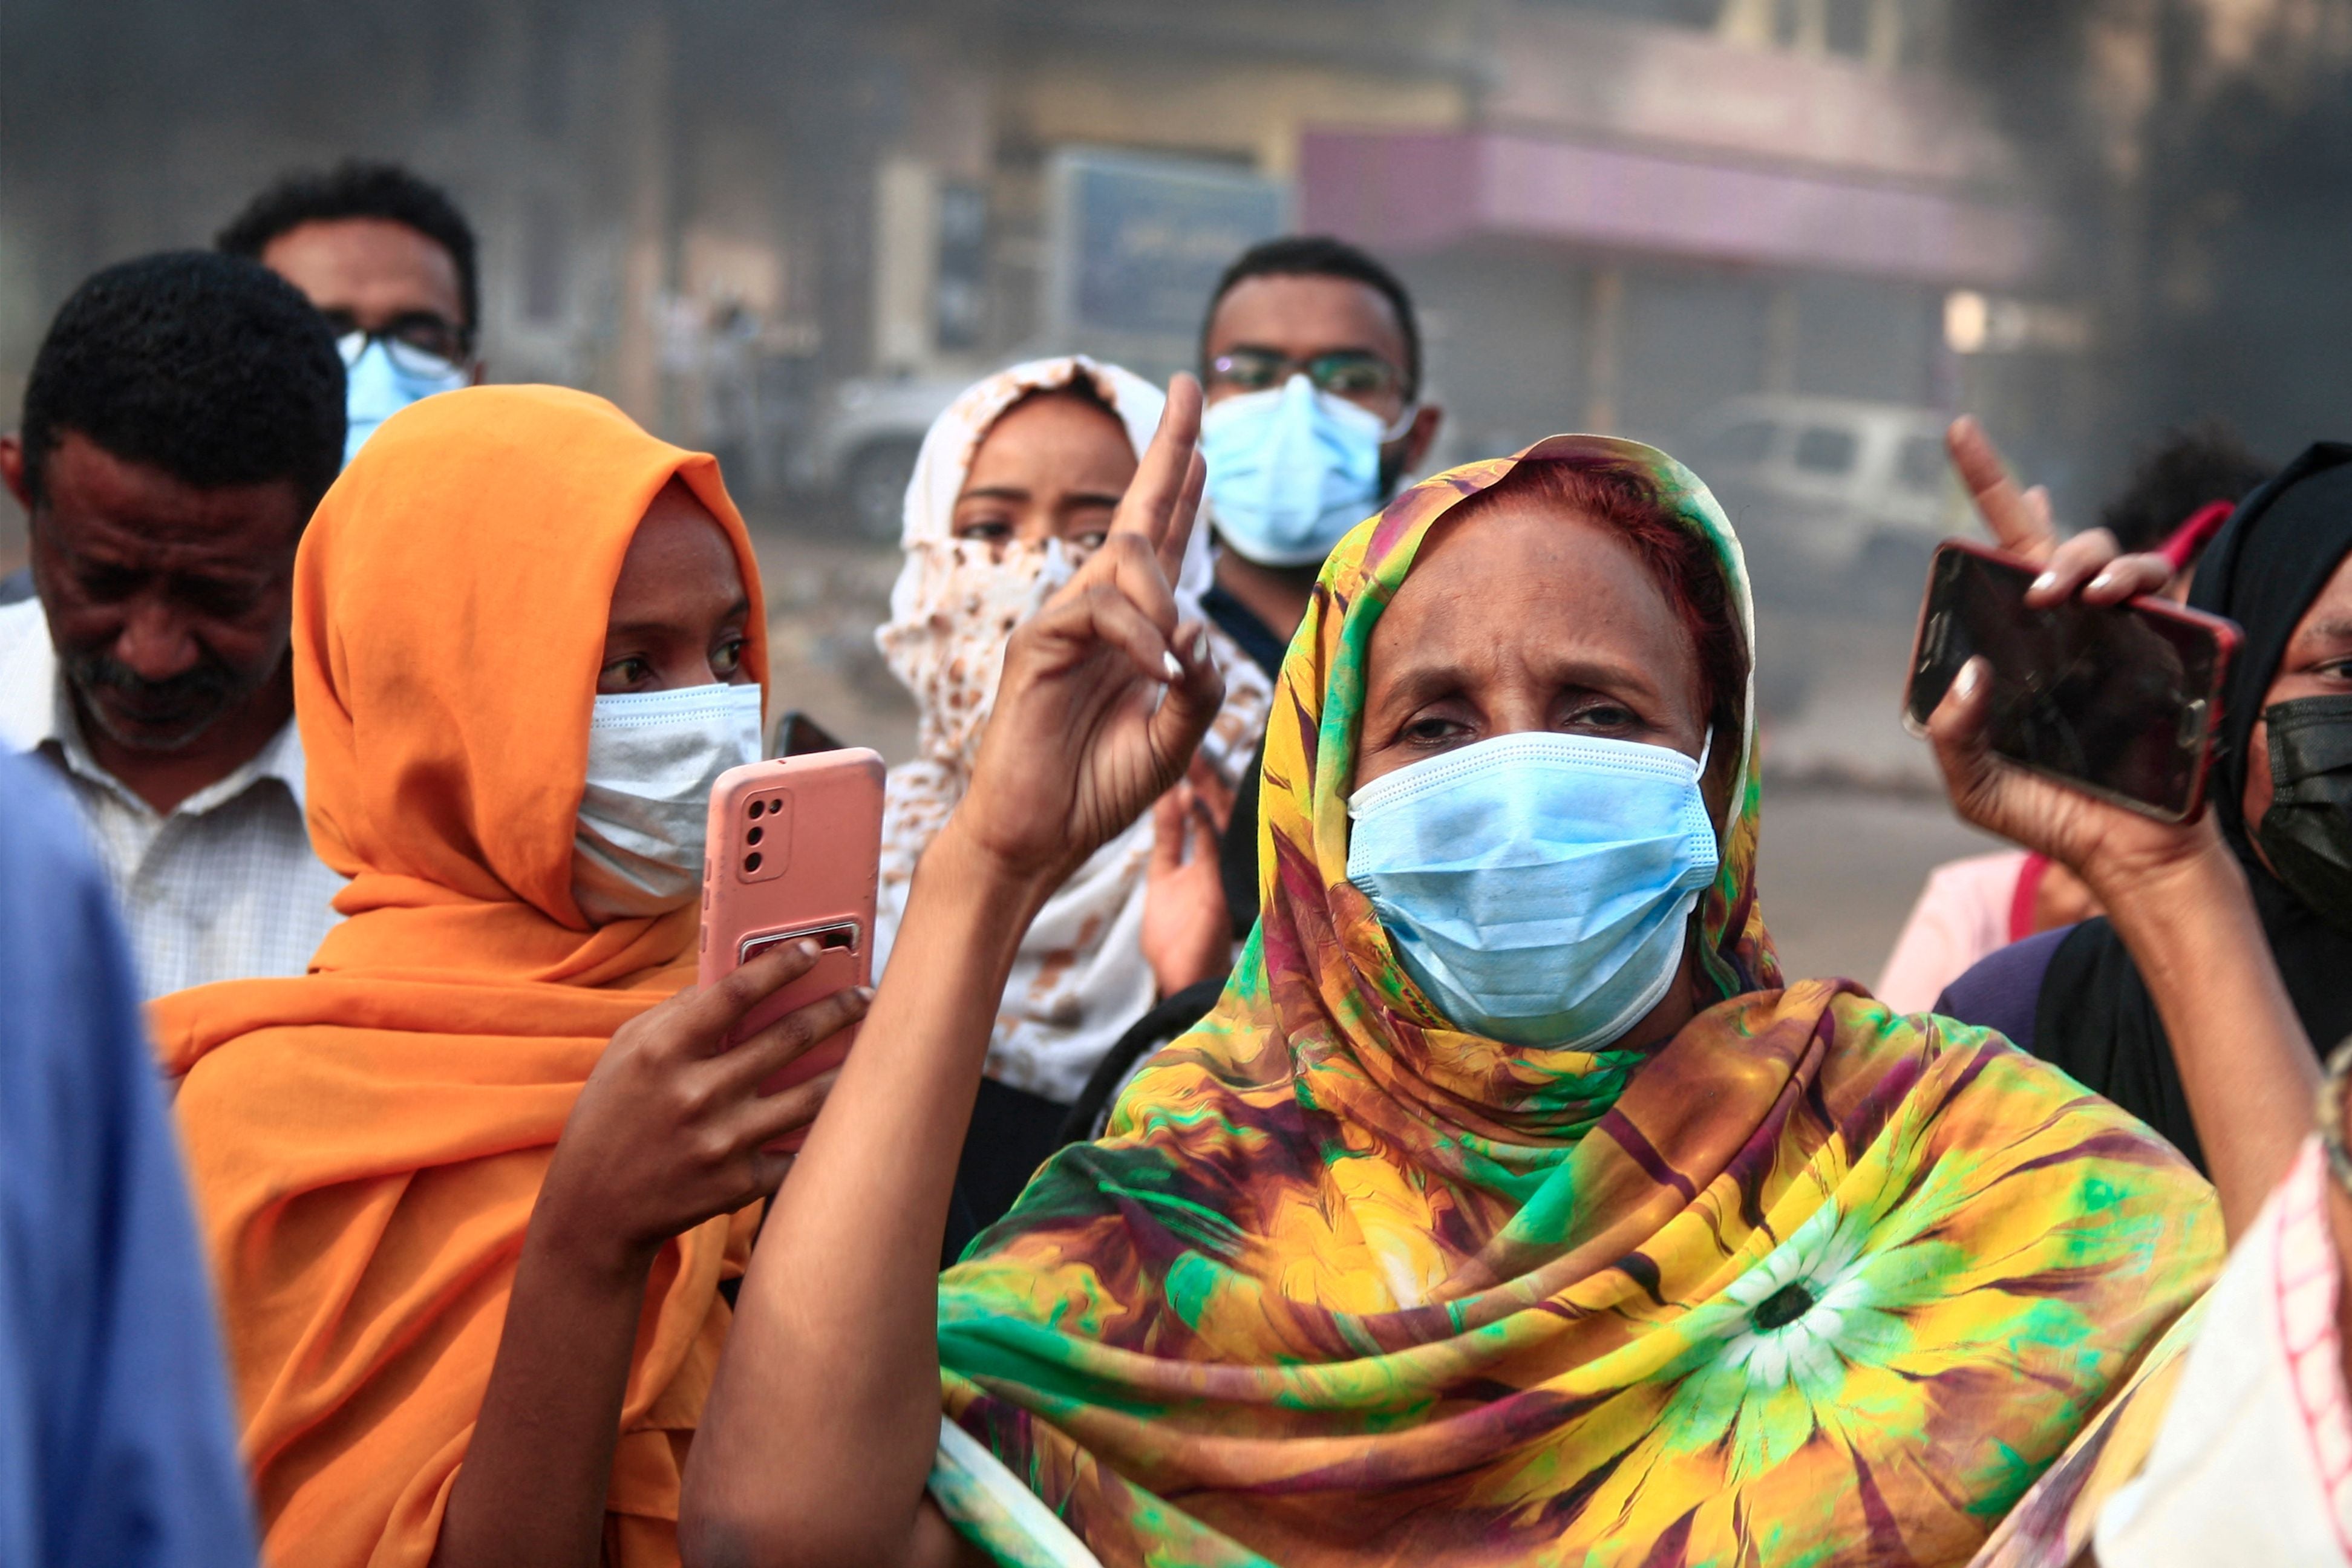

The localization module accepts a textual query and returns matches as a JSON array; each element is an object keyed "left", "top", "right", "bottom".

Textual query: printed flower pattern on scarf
[{"left": 1670, "top": 1197, "right": 1915, "bottom": 1483}]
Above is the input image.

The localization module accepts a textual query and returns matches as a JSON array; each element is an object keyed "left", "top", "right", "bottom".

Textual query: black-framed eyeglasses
[
  {"left": 1205, "top": 348, "right": 1403, "bottom": 402},
  {"left": 325, "top": 311, "right": 471, "bottom": 377}
]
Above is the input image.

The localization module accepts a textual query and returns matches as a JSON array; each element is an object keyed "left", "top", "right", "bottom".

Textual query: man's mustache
[{"left": 62, "top": 648, "right": 261, "bottom": 748}]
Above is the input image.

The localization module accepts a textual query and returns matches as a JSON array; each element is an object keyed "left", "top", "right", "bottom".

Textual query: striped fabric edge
[
  {"left": 2277, "top": 1138, "right": 2352, "bottom": 1559},
  {"left": 929, "top": 1414, "right": 1106, "bottom": 1568}
]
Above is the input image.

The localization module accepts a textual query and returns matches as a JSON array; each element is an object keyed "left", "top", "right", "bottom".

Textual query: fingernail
[
  {"left": 2088, "top": 569, "right": 2115, "bottom": 591},
  {"left": 1955, "top": 659, "right": 1983, "bottom": 699},
  {"left": 853, "top": 984, "right": 875, "bottom": 1004},
  {"left": 2031, "top": 571, "right": 2056, "bottom": 592},
  {"left": 1161, "top": 649, "right": 1183, "bottom": 682},
  {"left": 1191, "top": 629, "right": 1210, "bottom": 664},
  {"left": 796, "top": 939, "right": 819, "bottom": 958}
]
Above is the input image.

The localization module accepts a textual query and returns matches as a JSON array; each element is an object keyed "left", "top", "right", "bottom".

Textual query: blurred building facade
[{"left": 8, "top": 0, "right": 2264, "bottom": 525}]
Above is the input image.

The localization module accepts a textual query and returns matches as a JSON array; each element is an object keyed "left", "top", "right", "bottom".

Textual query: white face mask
[{"left": 571, "top": 682, "right": 763, "bottom": 924}]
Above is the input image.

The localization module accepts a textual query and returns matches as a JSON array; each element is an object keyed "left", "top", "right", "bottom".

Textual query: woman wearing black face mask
[{"left": 1941, "top": 441, "right": 2352, "bottom": 1171}]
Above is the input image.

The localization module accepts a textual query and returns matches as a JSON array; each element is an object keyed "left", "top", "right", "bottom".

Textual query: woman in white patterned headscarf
[{"left": 872, "top": 355, "right": 1273, "bottom": 1227}]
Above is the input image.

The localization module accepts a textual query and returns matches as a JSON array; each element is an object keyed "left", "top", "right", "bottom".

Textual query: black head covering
[{"left": 2035, "top": 442, "right": 2352, "bottom": 1169}]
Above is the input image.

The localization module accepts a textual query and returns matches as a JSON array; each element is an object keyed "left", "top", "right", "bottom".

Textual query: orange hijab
[{"left": 151, "top": 385, "right": 768, "bottom": 1568}]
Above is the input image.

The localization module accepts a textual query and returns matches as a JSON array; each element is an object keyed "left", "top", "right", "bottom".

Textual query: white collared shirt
[{"left": 0, "top": 599, "right": 345, "bottom": 999}]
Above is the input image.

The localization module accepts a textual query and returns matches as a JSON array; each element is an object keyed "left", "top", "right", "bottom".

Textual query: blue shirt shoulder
[{"left": 0, "top": 752, "right": 255, "bottom": 1568}]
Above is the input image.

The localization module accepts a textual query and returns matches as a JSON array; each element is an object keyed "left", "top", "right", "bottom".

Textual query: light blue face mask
[
  {"left": 1345, "top": 730, "right": 1720, "bottom": 1049},
  {"left": 571, "top": 682, "right": 763, "bottom": 923},
  {"left": 1199, "top": 374, "right": 1413, "bottom": 568},
  {"left": 342, "top": 336, "right": 470, "bottom": 465}
]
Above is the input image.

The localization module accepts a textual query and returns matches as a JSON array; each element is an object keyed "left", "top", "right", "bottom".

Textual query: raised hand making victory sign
[
  {"left": 949, "top": 372, "right": 1225, "bottom": 887},
  {"left": 685, "top": 375, "right": 1225, "bottom": 1568}
]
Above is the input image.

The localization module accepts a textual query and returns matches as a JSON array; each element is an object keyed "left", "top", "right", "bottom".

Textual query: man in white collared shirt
[{"left": 0, "top": 252, "right": 350, "bottom": 999}]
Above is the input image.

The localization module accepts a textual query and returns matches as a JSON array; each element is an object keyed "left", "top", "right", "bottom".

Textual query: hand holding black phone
[{"left": 1903, "top": 541, "right": 2241, "bottom": 822}]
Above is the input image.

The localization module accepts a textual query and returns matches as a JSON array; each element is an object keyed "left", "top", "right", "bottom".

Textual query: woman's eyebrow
[
  {"left": 956, "top": 484, "right": 1032, "bottom": 503},
  {"left": 1383, "top": 648, "right": 1661, "bottom": 694},
  {"left": 601, "top": 596, "right": 752, "bottom": 642},
  {"left": 2294, "top": 615, "right": 2352, "bottom": 653},
  {"left": 1059, "top": 488, "right": 1126, "bottom": 510},
  {"left": 1366, "top": 659, "right": 1465, "bottom": 711},
  {"left": 1538, "top": 651, "right": 1665, "bottom": 697}
]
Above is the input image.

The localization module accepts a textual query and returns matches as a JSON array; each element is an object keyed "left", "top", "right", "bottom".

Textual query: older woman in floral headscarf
[{"left": 685, "top": 396, "right": 2220, "bottom": 1568}]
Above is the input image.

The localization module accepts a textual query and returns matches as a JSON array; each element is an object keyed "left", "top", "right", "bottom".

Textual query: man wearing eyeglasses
[
  {"left": 1079, "top": 238, "right": 1447, "bottom": 1120},
  {"left": 1186, "top": 237, "right": 1444, "bottom": 930},
  {"left": 217, "top": 161, "right": 481, "bottom": 466},
  {"left": 1195, "top": 236, "right": 1444, "bottom": 673}
]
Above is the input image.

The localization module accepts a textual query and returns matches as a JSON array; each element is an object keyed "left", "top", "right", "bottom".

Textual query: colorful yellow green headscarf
[{"left": 932, "top": 437, "right": 2221, "bottom": 1567}]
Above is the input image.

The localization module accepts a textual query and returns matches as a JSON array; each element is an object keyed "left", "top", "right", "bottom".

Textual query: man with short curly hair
[
  {"left": 0, "top": 251, "right": 350, "bottom": 996},
  {"left": 218, "top": 159, "right": 482, "bottom": 464}
]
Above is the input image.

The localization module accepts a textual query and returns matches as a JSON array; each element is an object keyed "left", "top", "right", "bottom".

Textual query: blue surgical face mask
[
  {"left": 1345, "top": 731, "right": 1720, "bottom": 1049},
  {"left": 1199, "top": 374, "right": 1413, "bottom": 568},
  {"left": 571, "top": 682, "right": 763, "bottom": 923},
  {"left": 342, "top": 336, "right": 470, "bottom": 465}
]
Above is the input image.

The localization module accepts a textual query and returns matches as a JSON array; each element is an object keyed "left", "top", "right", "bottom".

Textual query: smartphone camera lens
[
  {"left": 748, "top": 799, "right": 765, "bottom": 819},
  {"left": 746, "top": 825, "right": 763, "bottom": 846},
  {"left": 744, "top": 851, "right": 763, "bottom": 874},
  {"left": 768, "top": 797, "right": 783, "bottom": 814}
]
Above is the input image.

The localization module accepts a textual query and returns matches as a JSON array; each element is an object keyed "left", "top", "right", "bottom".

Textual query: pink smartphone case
[{"left": 697, "top": 748, "right": 886, "bottom": 1148}]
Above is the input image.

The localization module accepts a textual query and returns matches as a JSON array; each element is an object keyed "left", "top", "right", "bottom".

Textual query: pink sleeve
[{"left": 1873, "top": 851, "right": 2030, "bottom": 1014}]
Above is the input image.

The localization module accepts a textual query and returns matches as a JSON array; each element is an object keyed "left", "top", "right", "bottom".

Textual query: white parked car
[{"left": 1681, "top": 396, "right": 1962, "bottom": 605}]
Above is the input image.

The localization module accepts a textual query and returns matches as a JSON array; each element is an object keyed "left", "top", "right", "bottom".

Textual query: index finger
[
  {"left": 667, "top": 938, "right": 824, "bottom": 1053},
  {"left": 1162, "top": 447, "right": 1207, "bottom": 589},
  {"left": 1947, "top": 416, "right": 2057, "bottom": 564},
  {"left": 705, "top": 982, "right": 870, "bottom": 1097},
  {"left": 1110, "top": 373, "right": 1205, "bottom": 583}
]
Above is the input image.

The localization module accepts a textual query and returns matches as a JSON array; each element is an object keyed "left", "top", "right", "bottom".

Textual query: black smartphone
[
  {"left": 1903, "top": 541, "right": 2241, "bottom": 822},
  {"left": 770, "top": 709, "right": 846, "bottom": 759}
]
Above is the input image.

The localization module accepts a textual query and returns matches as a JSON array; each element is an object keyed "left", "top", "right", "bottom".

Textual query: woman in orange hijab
[{"left": 149, "top": 385, "right": 864, "bottom": 1567}]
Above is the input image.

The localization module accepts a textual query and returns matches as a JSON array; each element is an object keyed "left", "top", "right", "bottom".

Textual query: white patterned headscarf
[{"left": 872, "top": 355, "right": 1273, "bottom": 1103}]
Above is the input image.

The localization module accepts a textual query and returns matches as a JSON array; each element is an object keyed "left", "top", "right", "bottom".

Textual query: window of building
[
  {"left": 1824, "top": 0, "right": 1872, "bottom": 56},
  {"left": 933, "top": 181, "right": 988, "bottom": 353},
  {"left": 1525, "top": 0, "right": 1720, "bottom": 29}
]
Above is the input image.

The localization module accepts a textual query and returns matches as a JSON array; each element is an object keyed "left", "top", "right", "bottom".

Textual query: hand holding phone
[
  {"left": 547, "top": 941, "right": 868, "bottom": 1270},
  {"left": 699, "top": 748, "right": 886, "bottom": 1149},
  {"left": 1905, "top": 541, "right": 2239, "bottom": 822}
]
